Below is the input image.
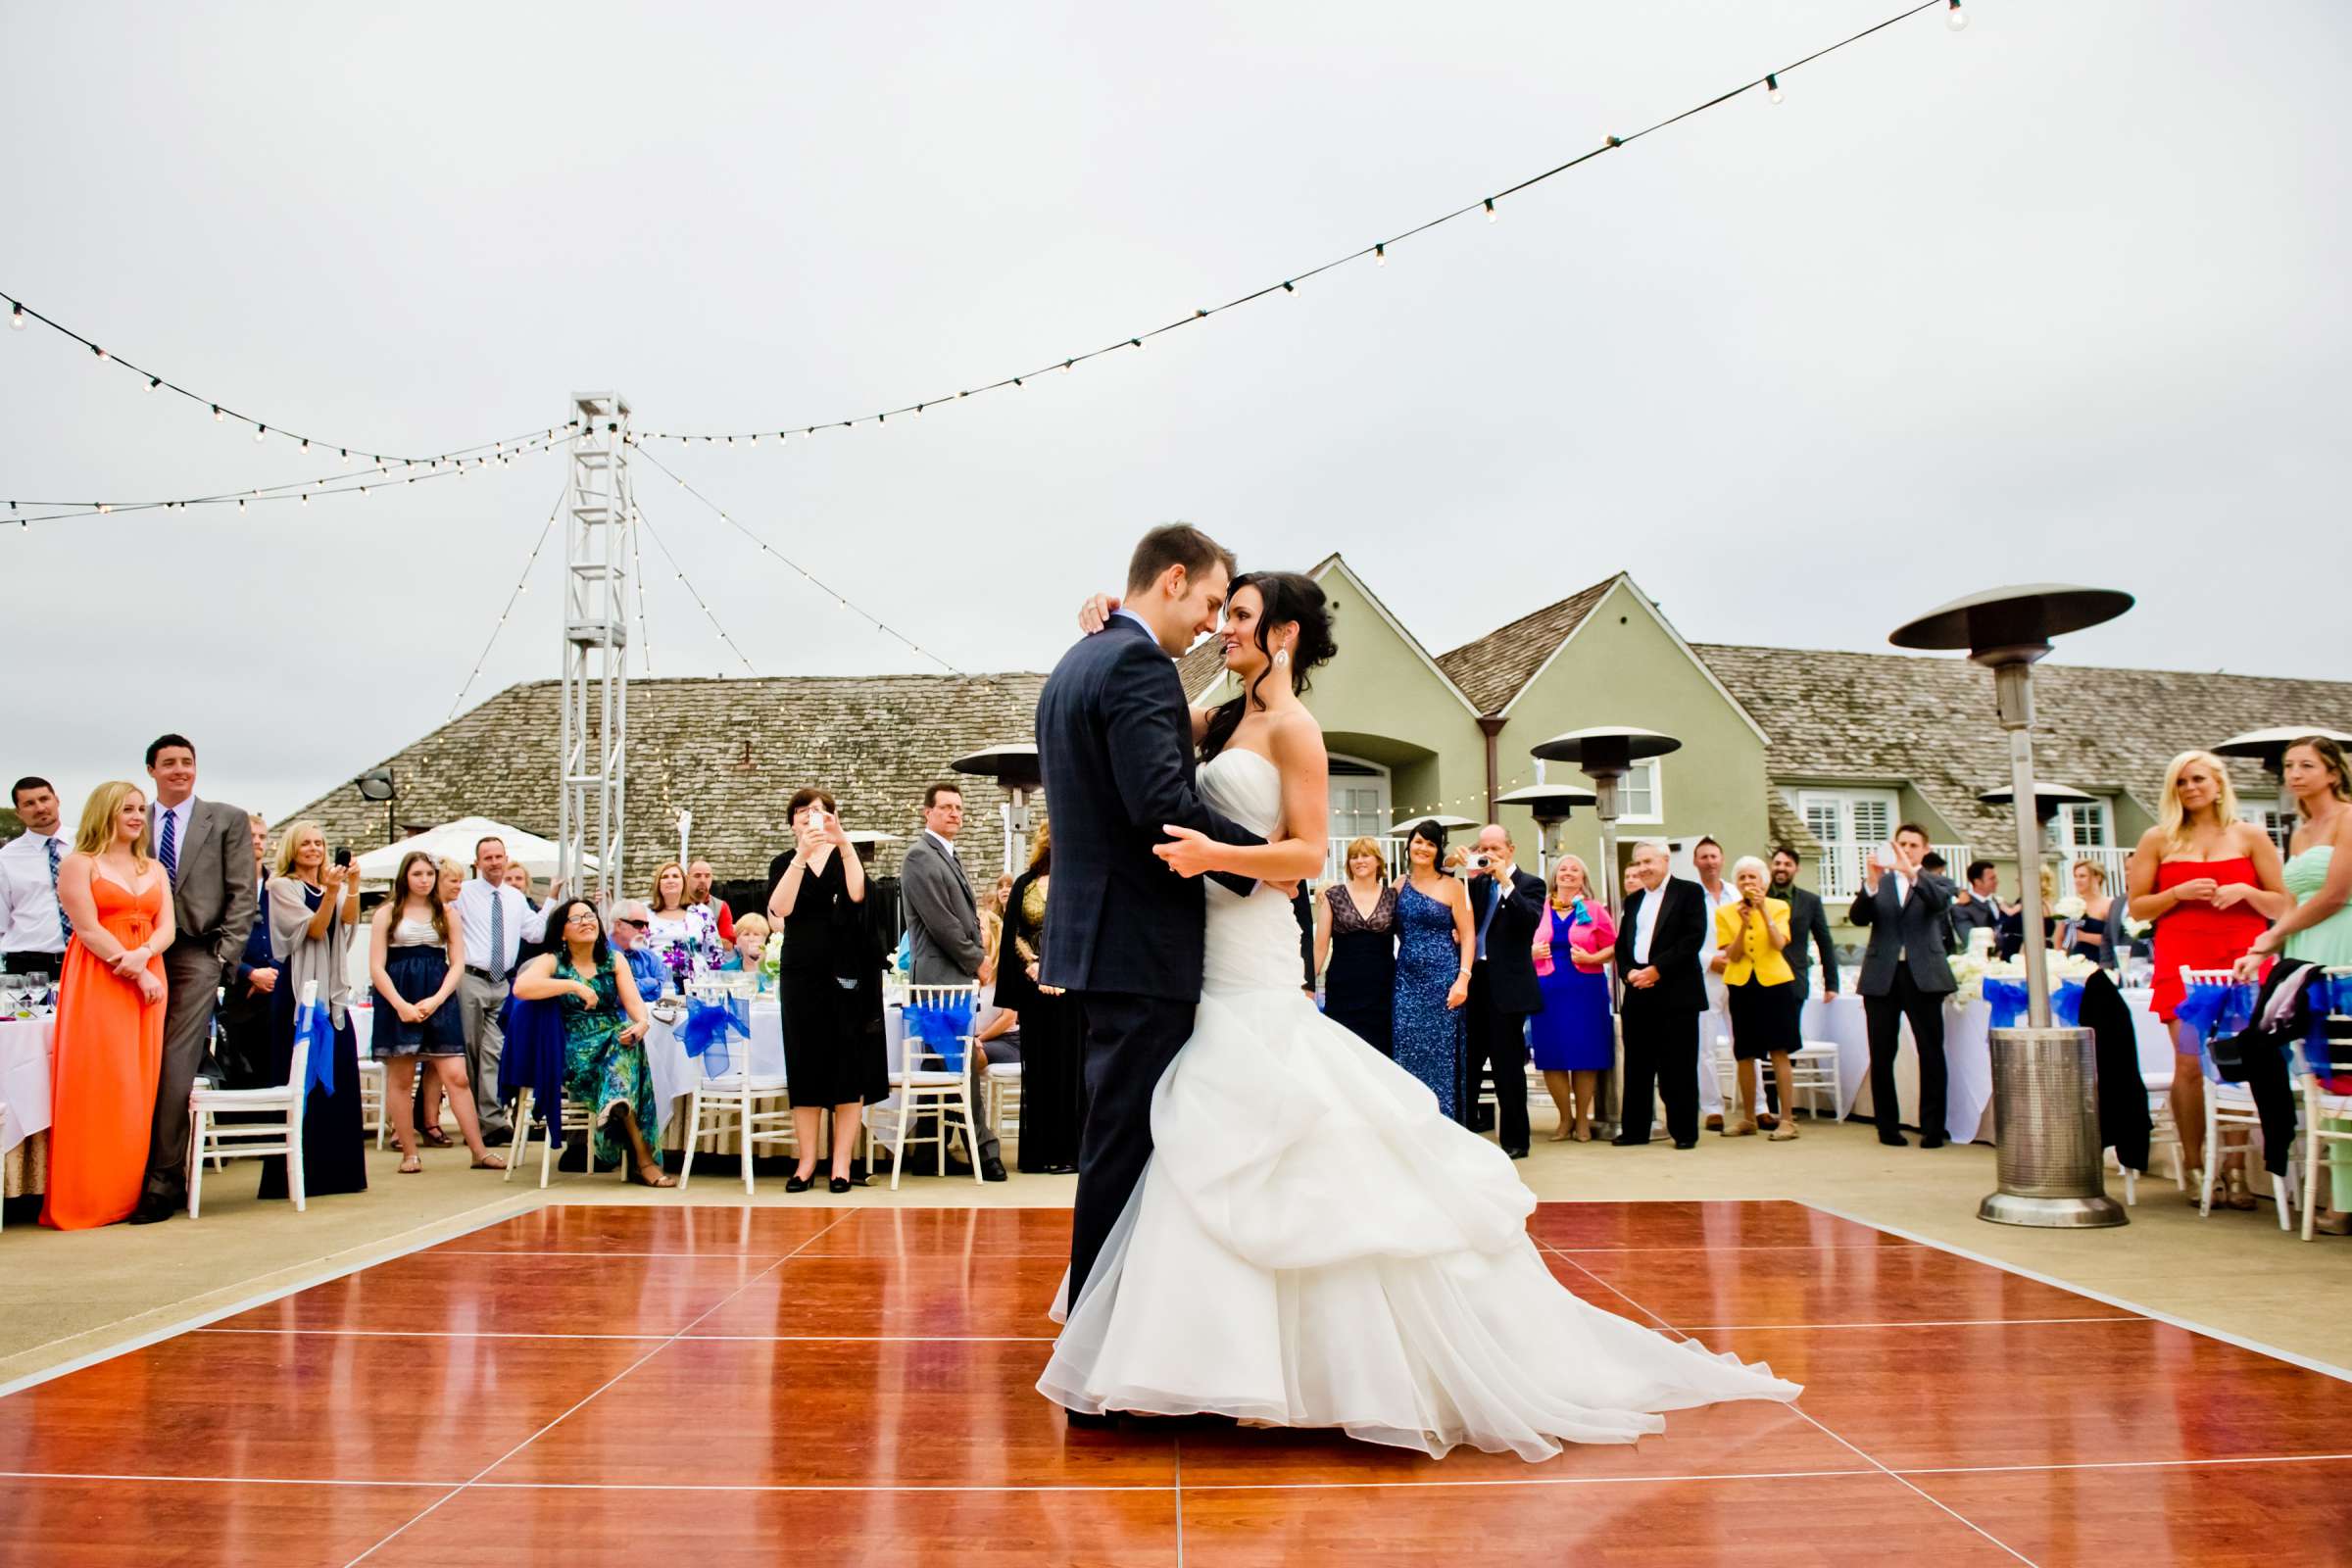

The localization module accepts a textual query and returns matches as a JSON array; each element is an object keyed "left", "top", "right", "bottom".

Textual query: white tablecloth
[
  {"left": 1696, "top": 987, "right": 2173, "bottom": 1143},
  {"left": 1, "top": 1015, "right": 55, "bottom": 1155},
  {"left": 643, "top": 999, "right": 906, "bottom": 1139}
]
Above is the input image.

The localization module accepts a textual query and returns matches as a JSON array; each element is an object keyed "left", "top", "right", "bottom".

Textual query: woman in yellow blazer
[{"left": 1716, "top": 856, "right": 1802, "bottom": 1141}]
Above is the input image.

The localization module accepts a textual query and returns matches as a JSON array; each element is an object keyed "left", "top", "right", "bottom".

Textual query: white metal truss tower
[{"left": 556, "top": 392, "right": 632, "bottom": 902}]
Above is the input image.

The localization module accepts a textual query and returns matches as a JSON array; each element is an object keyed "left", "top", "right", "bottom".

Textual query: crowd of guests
[{"left": 9, "top": 733, "right": 2347, "bottom": 1228}]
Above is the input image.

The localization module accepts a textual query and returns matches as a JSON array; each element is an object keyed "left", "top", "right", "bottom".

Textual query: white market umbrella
[{"left": 354, "top": 815, "right": 596, "bottom": 887}]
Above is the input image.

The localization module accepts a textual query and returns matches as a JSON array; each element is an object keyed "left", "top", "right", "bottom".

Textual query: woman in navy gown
[{"left": 1390, "top": 820, "right": 1474, "bottom": 1115}]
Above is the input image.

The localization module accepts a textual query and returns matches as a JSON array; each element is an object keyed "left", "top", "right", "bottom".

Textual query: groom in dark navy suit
[{"left": 1036, "top": 524, "right": 1266, "bottom": 1354}]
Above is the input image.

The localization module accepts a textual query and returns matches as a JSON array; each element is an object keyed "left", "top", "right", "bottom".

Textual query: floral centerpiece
[{"left": 1949, "top": 946, "right": 2098, "bottom": 1009}]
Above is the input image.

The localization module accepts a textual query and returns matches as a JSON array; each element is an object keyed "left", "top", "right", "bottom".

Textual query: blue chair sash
[
  {"left": 680, "top": 997, "right": 750, "bottom": 1078},
  {"left": 1982, "top": 977, "right": 2085, "bottom": 1031},
  {"left": 295, "top": 995, "right": 336, "bottom": 1101},
  {"left": 498, "top": 995, "right": 570, "bottom": 1136},
  {"left": 904, "top": 997, "right": 975, "bottom": 1072}
]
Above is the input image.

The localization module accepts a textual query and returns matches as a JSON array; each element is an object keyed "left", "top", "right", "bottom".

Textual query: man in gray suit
[
  {"left": 1848, "top": 821, "right": 1957, "bottom": 1151},
  {"left": 900, "top": 782, "right": 1005, "bottom": 1181},
  {"left": 136, "top": 733, "right": 260, "bottom": 1222}
]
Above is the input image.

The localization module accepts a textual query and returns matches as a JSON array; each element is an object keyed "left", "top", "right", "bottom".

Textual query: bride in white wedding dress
[{"left": 1037, "top": 571, "right": 1799, "bottom": 1460}]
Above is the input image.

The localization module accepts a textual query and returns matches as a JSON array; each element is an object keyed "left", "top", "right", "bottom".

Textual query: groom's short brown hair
[{"left": 1126, "top": 522, "right": 1236, "bottom": 595}]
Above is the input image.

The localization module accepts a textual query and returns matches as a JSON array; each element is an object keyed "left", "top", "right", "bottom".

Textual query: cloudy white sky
[{"left": 5, "top": 1, "right": 2345, "bottom": 822}]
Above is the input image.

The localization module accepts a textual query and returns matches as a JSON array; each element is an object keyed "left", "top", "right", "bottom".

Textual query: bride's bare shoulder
[{"left": 1265, "top": 705, "right": 1327, "bottom": 758}]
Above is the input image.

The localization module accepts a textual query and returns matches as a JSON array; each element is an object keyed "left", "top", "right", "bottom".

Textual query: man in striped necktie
[{"left": 0, "top": 777, "right": 72, "bottom": 980}]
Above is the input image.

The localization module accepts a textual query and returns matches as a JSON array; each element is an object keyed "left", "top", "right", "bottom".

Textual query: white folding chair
[
  {"left": 2294, "top": 966, "right": 2352, "bottom": 1242},
  {"left": 2183, "top": 966, "right": 2295, "bottom": 1228},
  {"left": 678, "top": 1013, "right": 795, "bottom": 1195},
  {"left": 357, "top": 1058, "right": 387, "bottom": 1151},
  {"left": 1788, "top": 1040, "right": 1841, "bottom": 1122},
  {"left": 986, "top": 1060, "right": 1023, "bottom": 1143},
  {"left": 876, "top": 984, "right": 985, "bottom": 1190},
  {"left": 2115, "top": 1049, "right": 2186, "bottom": 1206},
  {"left": 506, "top": 1087, "right": 623, "bottom": 1189},
  {"left": 188, "top": 980, "right": 316, "bottom": 1217}
]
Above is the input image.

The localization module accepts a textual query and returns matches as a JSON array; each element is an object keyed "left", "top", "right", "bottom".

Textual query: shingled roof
[
  {"left": 1694, "top": 643, "right": 2352, "bottom": 845},
  {"left": 281, "top": 672, "right": 1046, "bottom": 890},
  {"left": 1434, "top": 574, "right": 1619, "bottom": 715}
]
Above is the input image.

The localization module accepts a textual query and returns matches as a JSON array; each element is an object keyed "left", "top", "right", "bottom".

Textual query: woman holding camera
[
  {"left": 257, "top": 820, "right": 368, "bottom": 1200},
  {"left": 768, "top": 788, "right": 886, "bottom": 1193}
]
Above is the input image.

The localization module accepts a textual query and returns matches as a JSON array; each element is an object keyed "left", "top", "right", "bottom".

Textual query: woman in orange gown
[{"left": 42, "top": 781, "right": 172, "bottom": 1230}]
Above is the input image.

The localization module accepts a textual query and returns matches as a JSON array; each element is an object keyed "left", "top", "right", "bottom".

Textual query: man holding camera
[
  {"left": 135, "top": 733, "right": 259, "bottom": 1223},
  {"left": 1451, "top": 824, "right": 1546, "bottom": 1157}
]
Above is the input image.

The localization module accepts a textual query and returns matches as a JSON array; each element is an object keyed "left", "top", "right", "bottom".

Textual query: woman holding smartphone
[
  {"left": 768, "top": 788, "right": 887, "bottom": 1193},
  {"left": 258, "top": 822, "right": 368, "bottom": 1200}
]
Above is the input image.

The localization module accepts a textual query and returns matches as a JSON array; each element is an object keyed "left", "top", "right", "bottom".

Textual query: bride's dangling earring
[{"left": 1273, "top": 648, "right": 1292, "bottom": 670}]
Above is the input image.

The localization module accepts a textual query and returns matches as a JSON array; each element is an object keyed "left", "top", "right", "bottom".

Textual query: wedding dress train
[{"left": 1036, "top": 747, "right": 1799, "bottom": 1460}]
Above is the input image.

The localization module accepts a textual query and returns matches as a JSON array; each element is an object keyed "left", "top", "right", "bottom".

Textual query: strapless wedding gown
[{"left": 1037, "top": 748, "right": 1799, "bottom": 1459}]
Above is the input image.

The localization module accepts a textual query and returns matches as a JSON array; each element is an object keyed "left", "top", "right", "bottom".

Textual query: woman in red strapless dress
[
  {"left": 2128, "top": 752, "right": 2284, "bottom": 1207},
  {"left": 43, "top": 782, "right": 172, "bottom": 1231}
]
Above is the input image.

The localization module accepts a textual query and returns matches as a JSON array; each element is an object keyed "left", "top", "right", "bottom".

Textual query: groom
[{"left": 1037, "top": 523, "right": 1266, "bottom": 1333}]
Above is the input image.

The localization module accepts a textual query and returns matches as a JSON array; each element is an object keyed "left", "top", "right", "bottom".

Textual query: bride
[{"left": 1037, "top": 569, "right": 1799, "bottom": 1459}]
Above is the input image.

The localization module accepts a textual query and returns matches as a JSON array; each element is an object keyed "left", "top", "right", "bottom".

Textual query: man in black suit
[
  {"left": 1036, "top": 523, "right": 1264, "bottom": 1320},
  {"left": 1849, "top": 821, "right": 1959, "bottom": 1149},
  {"left": 1768, "top": 846, "right": 1840, "bottom": 1005},
  {"left": 1456, "top": 824, "right": 1546, "bottom": 1156},
  {"left": 1612, "top": 839, "right": 1708, "bottom": 1149}
]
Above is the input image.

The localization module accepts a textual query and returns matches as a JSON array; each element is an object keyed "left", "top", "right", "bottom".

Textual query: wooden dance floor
[{"left": 5, "top": 1199, "right": 2351, "bottom": 1565}]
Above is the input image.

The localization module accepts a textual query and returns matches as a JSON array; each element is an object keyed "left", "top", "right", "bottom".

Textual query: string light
[
  {"left": 1767, "top": 72, "right": 1784, "bottom": 104},
  {"left": 254, "top": 425, "right": 267, "bottom": 442},
  {"left": 633, "top": 500, "right": 760, "bottom": 677},
  {"left": 631, "top": 444, "right": 969, "bottom": 676},
  {"left": 146, "top": 376, "right": 161, "bottom": 392},
  {"left": 618, "top": 1, "right": 1955, "bottom": 447},
  {"left": 447, "top": 483, "right": 565, "bottom": 720},
  {"left": 1946, "top": 0, "right": 1967, "bottom": 28},
  {"left": 7, "top": 304, "right": 22, "bottom": 329}
]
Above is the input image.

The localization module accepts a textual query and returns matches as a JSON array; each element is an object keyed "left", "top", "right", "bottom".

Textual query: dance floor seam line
[
  {"left": 1672, "top": 1315, "right": 2146, "bottom": 1332},
  {"left": 339, "top": 1207, "right": 863, "bottom": 1568}
]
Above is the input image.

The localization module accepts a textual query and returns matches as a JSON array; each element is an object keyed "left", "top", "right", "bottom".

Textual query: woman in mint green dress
[{"left": 2241, "top": 736, "right": 2352, "bottom": 1226}]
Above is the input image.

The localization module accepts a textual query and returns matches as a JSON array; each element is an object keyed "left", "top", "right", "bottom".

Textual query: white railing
[
  {"left": 2056, "top": 846, "right": 2134, "bottom": 901},
  {"left": 1813, "top": 842, "right": 1973, "bottom": 904},
  {"left": 1323, "top": 835, "right": 1407, "bottom": 883}
]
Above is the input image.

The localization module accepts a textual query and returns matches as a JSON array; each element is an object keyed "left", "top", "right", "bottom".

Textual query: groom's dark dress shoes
[
  {"left": 1503, "top": 1146, "right": 1529, "bottom": 1160},
  {"left": 981, "top": 1157, "right": 1007, "bottom": 1183}
]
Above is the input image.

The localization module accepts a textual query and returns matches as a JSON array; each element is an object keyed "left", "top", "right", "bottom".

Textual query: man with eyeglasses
[{"left": 610, "top": 899, "right": 670, "bottom": 1001}]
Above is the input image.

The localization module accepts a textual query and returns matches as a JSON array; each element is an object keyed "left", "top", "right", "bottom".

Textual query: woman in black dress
[
  {"left": 995, "top": 821, "right": 1083, "bottom": 1173},
  {"left": 1314, "top": 835, "right": 1397, "bottom": 1056},
  {"left": 767, "top": 788, "right": 887, "bottom": 1194}
]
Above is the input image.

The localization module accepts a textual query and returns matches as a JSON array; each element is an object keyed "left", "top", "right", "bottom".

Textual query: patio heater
[
  {"left": 1890, "top": 584, "right": 2132, "bottom": 1230},
  {"left": 2214, "top": 726, "right": 2352, "bottom": 833},
  {"left": 950, "top": 741, "right": 1042, "bottom": 871},
  {"left": 354, "top": 767, "right": 396, "bottom": 849},
  {"left": 1975, "top": 780, "right": 2094, "bottom": 882},
  {"left": 1493, "top": 782, "right": 1597, "bottom": 881},
  {"left": 1526, "top": 727, "right": 1682, "bottom": 926}
]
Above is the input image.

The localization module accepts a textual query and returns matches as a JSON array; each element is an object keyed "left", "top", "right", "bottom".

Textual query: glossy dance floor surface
[{"left": 5, "top": 1200, "right": 2352, "bottom": 1566}]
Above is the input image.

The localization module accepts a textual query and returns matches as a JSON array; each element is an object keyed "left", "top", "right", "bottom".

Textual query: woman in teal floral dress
[{"left": 514, "top": 898, "right": 675, "bottom": 1186}]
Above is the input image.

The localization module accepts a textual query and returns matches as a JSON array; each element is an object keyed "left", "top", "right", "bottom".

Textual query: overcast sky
[{"left": 6, "top": 1, "right": 2346, "bottom": 823}]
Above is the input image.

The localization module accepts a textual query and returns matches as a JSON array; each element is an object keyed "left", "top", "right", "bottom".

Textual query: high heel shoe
[
  {"left": 829, "top": 1176, "right": 853, "bottom": 1195},
  {"left": 786, "top": 1173, "right": 813, "bottom": 1194}
]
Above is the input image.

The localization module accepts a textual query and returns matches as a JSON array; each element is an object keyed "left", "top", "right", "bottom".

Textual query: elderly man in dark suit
[
  {"left": 136, "top": 733, "right": 260, "bottom": 1223},
  {"left": 1612, "top": 839, "right": 1709, "bottom": 1149},
  {"left": 1456, "top": 824, "right": 1547, "bottom": 1157},
  {"left": 1849, "top": 821, "right": 1959, "bottom": 1149},
  {"left": 901, "top": 780, "right": 1005, "bottom": 1182}
]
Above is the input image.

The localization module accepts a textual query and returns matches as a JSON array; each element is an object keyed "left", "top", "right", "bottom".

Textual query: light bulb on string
[
  {"left": 1767, "top": 73, "right": 1784, "bottom": 104},
  {"left": 147, "top": 376, "right": 161, "bottom": 392},
  {"left": 255, "top": 425, "right": 267, "bottom": 442},
  {"left": 8, "top": 304, "right": 23, "bottom": 329},
  {"left": 1375, "top": 243, "right": 1387, "bottom": 267},
  {"left": 1946, "top": 0, "right": 1967, "bottom": 27},
  {"left": 1485, "top": 198, "right": 1497, "bottom": 222},
  {"left": 212, "top": 405, "right": 223, "bottom": 420},
  {"left": 340, "top": 449, "right": 350, "bottom": 465},
  {"left": 92, "top": 344, "right": 107, "bottom": 361}
]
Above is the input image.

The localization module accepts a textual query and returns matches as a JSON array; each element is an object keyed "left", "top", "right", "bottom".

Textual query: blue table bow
[
  {"left": 680, "top": 996, "right": 750, "bottom": 1078},
  {"left": 903, "top": 996, "right": 975, "bottom": 1072},
  {"left": 294, "top": 994, "right": 336, "bottom": 1101},
  {"left": 1982, "top": 977, "right": 2084, "bottom": 1031}
]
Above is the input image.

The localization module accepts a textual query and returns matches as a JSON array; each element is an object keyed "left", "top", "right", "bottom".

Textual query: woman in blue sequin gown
[{"left": 1391, "top": 820, "right": 1474, "bottom": 1116}]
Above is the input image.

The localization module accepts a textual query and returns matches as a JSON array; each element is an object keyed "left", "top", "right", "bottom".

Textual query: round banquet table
[{"left": 2, "top": 1015, "right": 56, "bottom": 1200}]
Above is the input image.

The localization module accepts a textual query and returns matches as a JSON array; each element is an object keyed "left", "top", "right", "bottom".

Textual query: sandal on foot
[
  {"left": 397, "top": 1154, "right": 423, "bottom": 1174},
  {"left": 633, "top": 1161, "right": 676, "bottom": 1188},
  {"left": 1768, "top": 1125, "right": 1800, "bottom": 1141},
  {"left": 419, "top": 1128, "right": 454, "bottom": 1149},
  {"left": 2226, "top": 1171, "right": 2259, "bottom": 1211},
  {"left": 470, "top": 1152, "right": 508, "bottom": 1171}
]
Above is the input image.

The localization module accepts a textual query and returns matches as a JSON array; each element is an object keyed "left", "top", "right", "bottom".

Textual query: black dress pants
[
  {"left": 1864, "top": 967, "right": 1948, "bottom": 1139},
  {"left": 1620, "top": 993, "right": 1699, "bottom": 1145},
  {"left": 1069, "top": 991, "right": 1197, "bottom": 1304},
  {"left": 1460, "top": 961, "right": 1531, "bottom": 1150}
]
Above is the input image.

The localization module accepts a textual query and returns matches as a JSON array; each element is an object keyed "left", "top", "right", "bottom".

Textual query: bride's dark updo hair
[{"left": 1200, "top": 571, "right": 1337, "bottom": 762}]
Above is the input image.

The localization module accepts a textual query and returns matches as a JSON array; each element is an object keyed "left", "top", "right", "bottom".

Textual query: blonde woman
[
  {"left": 2127, "top": 751, "right": 2282, "bottom": 1206},
  {"left": 1316, "top": 835, "right": 1397, "bottom": 1057},
  {"left": 1715, "top": 856, "right": 1800, "bottom": 1140},
  {"left": 1527, "top": 854, "right": 1614, "bottom": 1141},
  {"left": 646, "top": 858, "right": 717, "bottom": 976},
  {"left": 2064, "top": 859, "right": 2119, "bottom": 969},
  {"left": 259, "top": 821, "right": 368, "bottom": 1200},
  {"left": 43, "top": 783, "right": 172, "bottom": 1229}
]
